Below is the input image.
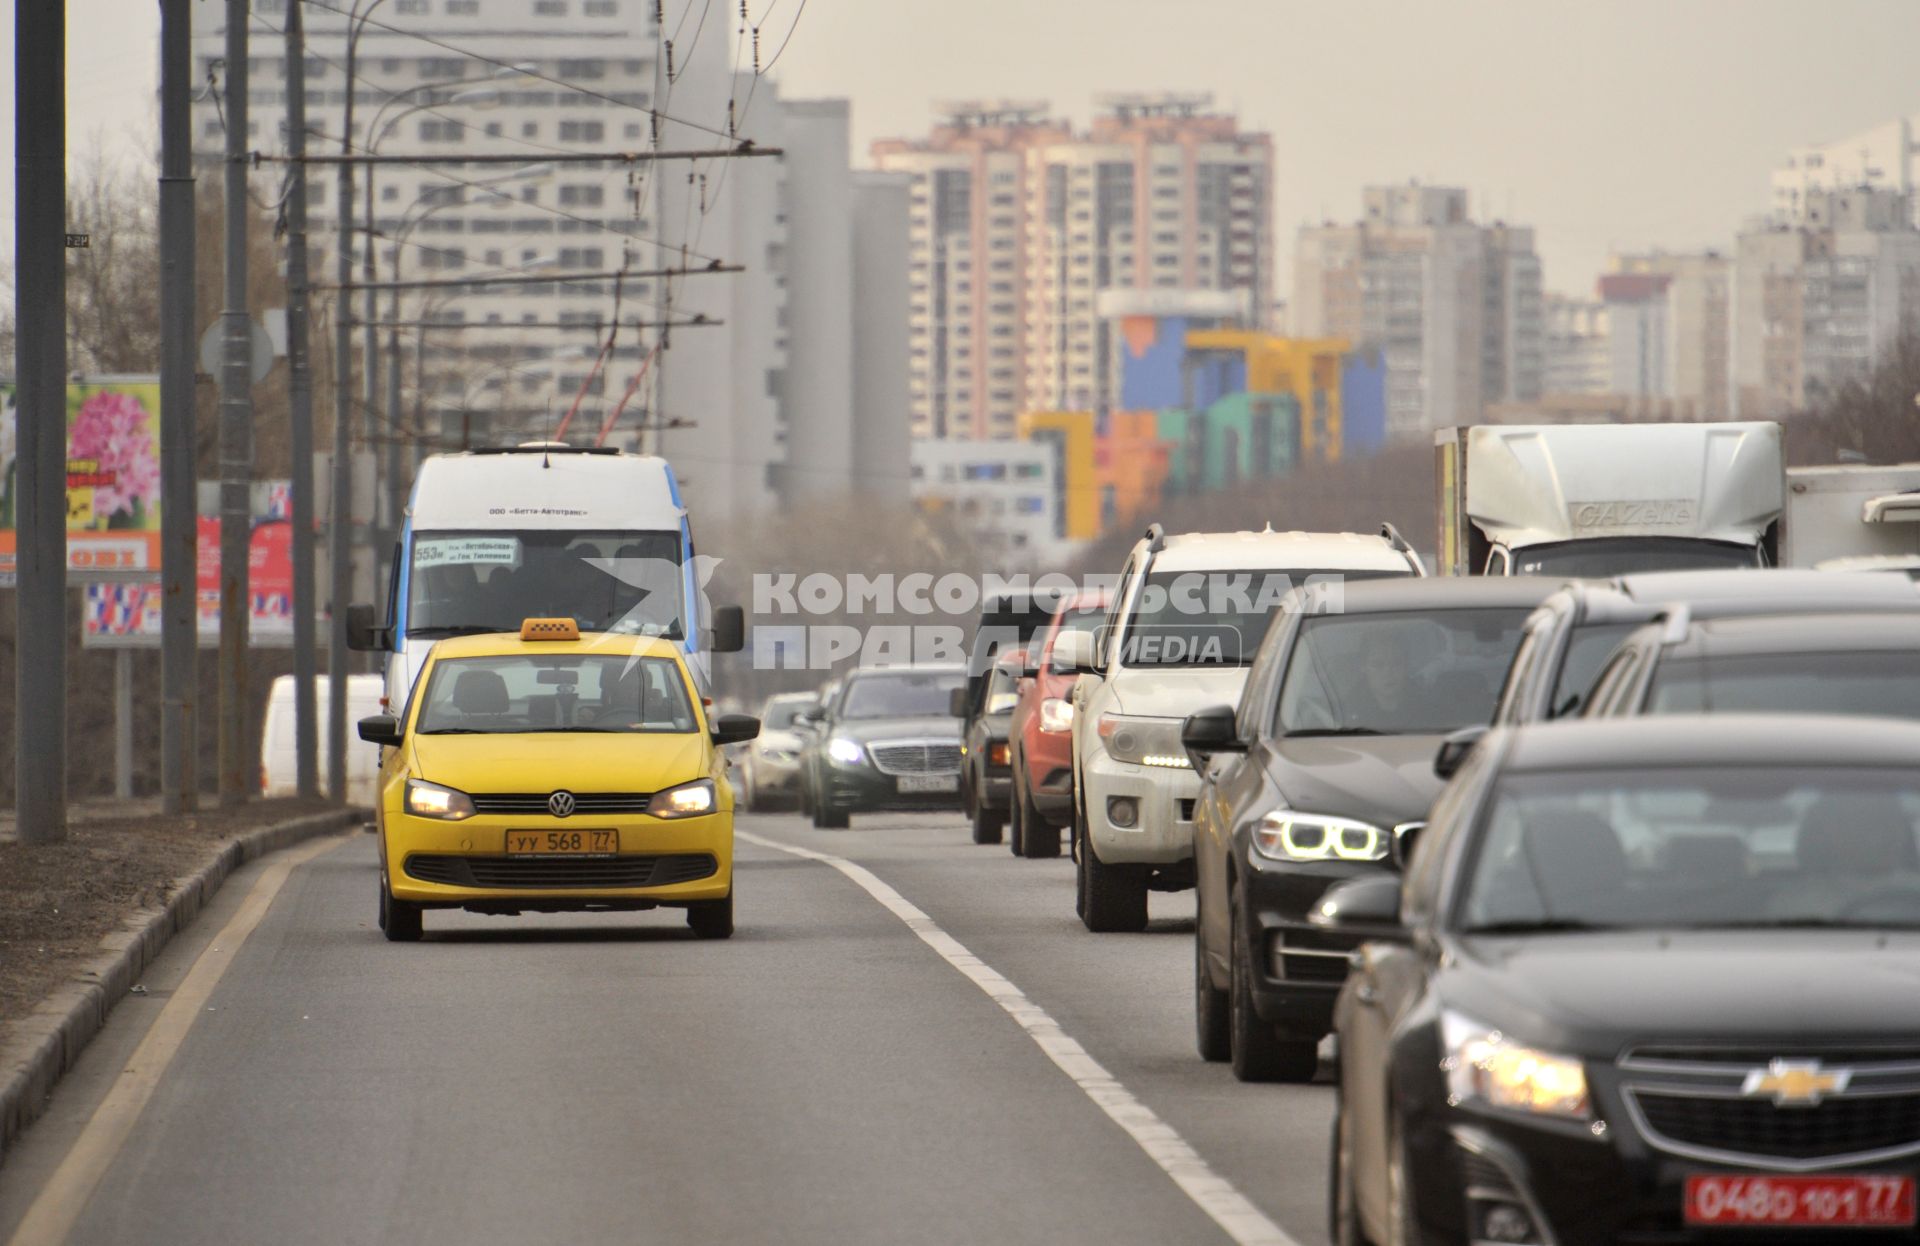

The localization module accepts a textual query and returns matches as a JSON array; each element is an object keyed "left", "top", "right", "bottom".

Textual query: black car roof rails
[{"left": 1144, "top": 522, "right": 1167, "bottom": 553}]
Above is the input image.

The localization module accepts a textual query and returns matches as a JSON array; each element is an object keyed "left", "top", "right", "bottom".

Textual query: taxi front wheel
[
  {"left": 380, "top": 876, "right": 423, "bottom": 943},
  {"left": 686, "top": 890, "right": 733, "bottom": 940}
]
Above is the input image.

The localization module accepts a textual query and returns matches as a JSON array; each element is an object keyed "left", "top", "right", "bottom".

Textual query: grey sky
[{"left": 4, "top": 0, "right": 1919, "bottom": 298}]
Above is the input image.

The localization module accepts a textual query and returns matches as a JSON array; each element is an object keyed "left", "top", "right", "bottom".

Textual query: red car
[{"left": 1006, "top": 589, "right": 1111, "bottom": 858}]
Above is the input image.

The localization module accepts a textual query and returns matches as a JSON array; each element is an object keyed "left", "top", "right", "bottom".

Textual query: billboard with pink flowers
[{"left": 0, "top": 376, "right": 164, "bottom": 581}]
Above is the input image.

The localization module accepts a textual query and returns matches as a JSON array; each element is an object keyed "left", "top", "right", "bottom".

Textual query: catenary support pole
[
  {"left": 329, "top": 7, "right": 374, "bottom": 804},
  {"left": 285, "top": 0, "right": 320, "bottom": 798},
  {"left": 158, "top": 0, "right": 199, "bottom": 812},
  {"left": 217, "top": 0, "right": 254, "bottom": 807},
  {"left": 13, "top": 0, "right": 67, "bottom": 843}
]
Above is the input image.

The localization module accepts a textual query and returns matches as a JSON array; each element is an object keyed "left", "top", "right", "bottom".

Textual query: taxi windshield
[
  {"left": 415, "top": 653, "right": 698, "bottom": 734},
  {"left": 1461, "top": 767, "right": 1920, "bottom": 932}
]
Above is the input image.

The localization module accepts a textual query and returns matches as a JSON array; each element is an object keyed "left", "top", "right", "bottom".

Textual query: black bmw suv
[{"left": 1183, "top": 578, "right": 1554, "bottom": 1082}]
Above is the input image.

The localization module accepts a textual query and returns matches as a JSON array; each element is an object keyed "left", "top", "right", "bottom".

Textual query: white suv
[{"left": 1054, "top": 524, "right": 1423, "bottom": 932}]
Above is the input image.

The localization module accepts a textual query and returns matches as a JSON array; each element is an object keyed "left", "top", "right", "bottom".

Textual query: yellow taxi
[{"left": 358, "top": 619, "right": 759, "bottom": 942}]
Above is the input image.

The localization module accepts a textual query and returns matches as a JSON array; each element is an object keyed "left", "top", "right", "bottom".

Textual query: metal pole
[
  {"left": 158, "top": 0, "right": 199, "bottom": 813},
  {"left": 285, "top": 0, "right": 320, "bottom": 799},
  {"left": 363, "top": 166, "right": 382, "bottom": 568},
  {"left": 217, "top": 0, "right": 254, "bottom": 807},
  {"left": 329, "top": 6, "right": 367, "bottom": 805},
  {"left": 387, "top": 284, "right": 405, "bottom": 538},
  {"left": 114, "top": 650, "right": 134, "bottom": 800},
  {"left": 13, "top": 0, "right": 67, "bottom": 844}
]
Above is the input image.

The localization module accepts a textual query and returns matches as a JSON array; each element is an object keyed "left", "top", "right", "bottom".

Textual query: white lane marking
[
  {"left": 738, "top": 830, "right": 1302, "bottom": 1246},
  {"left": 7, "top": 834, "right": 351, "bottom": 1246}
]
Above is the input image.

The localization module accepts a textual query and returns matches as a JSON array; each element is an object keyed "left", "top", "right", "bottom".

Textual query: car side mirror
[
  {"left": 710, "top": 605, "right": 746, "bottom": 655},
  {"left": 357, "top": 714, "right": 402, "bottom": 747},
  {"left": 1433, "top": 725, "right": 1487, "bottom": 780},
  {"left": 345, "top": 603, "right": 391, "bottom": 652},
  {"left": 711, "top": 713, "right": 760, "bottom": 747},
  {"left": 1309, "top": 875, "right": 1406, "bottom": 940},
  {"left": 1390, "top": 822, "right": 1425, "bottom": 872},
  {"left": 1180, "top": 704, "right": 1244, "bottom": 764},
  {"left": 1051, "top": 629, "right": 1099, "bottom": 675},
  {"left": 949, "top": 686, "right": 970, "bottom": 718}
]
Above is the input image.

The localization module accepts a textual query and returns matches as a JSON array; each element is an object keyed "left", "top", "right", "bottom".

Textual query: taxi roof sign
[{"left": 520, "top": 618, "right": 581, "bottom": 641}]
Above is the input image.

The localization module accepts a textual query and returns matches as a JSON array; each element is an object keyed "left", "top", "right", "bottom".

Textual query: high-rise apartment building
[
  {"left": 1603, "top": 252, "right": 1732, "bottom": 420},
  {"left": 1542, "top": 295, "right": 1610, "bottom": 396},
  {"left": 872, "top": 95, "right": 1273, "bottom": 440},
  {"left": 1293, "top": 184, "right": 1542, "bottom": 439},
  {"left": 1732, "top": 187, "right": 1920, "bottom": 416},
  {"left": 191, "top": 1, "right": 906, "bottom": 527},
  {"left": 1773, "top": 116, "right": 1920, "bottom": 228}
]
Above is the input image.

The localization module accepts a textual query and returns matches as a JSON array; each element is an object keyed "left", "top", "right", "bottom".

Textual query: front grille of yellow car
[
  {"left": 403, "top": 853, "right": 718, "bottom": 889},
  {"left": 467, "top": 792, "right": 653, "bottom": 815}
]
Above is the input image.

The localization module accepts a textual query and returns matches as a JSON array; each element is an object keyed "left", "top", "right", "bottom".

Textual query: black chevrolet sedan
[{"left": 1324, "top": 714, "right": 1920, "bottom": 1246}]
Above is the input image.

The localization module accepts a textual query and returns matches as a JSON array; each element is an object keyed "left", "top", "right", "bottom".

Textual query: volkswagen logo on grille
[{"left": 547, "top": 790, "right": 577, "bottom": 818}]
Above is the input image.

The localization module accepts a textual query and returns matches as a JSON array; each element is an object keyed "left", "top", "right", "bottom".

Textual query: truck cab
[{"left": 1435, "top": 422, "right": 1784, "bottom": 577}]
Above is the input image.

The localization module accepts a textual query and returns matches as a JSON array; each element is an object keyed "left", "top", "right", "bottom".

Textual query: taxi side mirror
[
  {"left": 357, "top": 714, "right": 402, "bottom": 747},
  {"left": 711, "top": 713, "right": 759, "bottom": 747}
]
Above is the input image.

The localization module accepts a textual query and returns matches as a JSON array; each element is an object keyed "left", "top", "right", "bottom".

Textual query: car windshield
[
  {"left": 1511, "top": 537, "right": 1757, "bottom": 578},
  {"left": 407, "top": 529, "right": 684, "bottom": 639},
  {"left": 415, "top": 653, "right": 697, "bottom": 734},
  {"left": 1648, "top": 651, "right": 1920, "bottom": 718},
  {"left": 840, "top": 670, "right": 965, "bottom": 719},
  {"left": 1547, "top": 621, "right": 1638, "bottom": 718},
  {"left": 1120, "top": 568, "right": 1404, "bottom": 668},
  {"left": 1461, "top": 767, "right": 1920, "bottom": 932},
  {"left": 1276, "top": 608, "right": 1530, "bottom": 736},
  {"left": 761, "top": 699, "right": 809, "bottom": 731}
]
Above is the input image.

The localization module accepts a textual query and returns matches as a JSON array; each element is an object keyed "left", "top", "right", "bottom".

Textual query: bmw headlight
[
  {"left": 1251, "top": 811, "right": 1387, "bottom": 861},
  {"left": 826, "top": 736, "right": 866, "bottom": 766},
  {"left": 1039, "top": 697, "right": 1074, "bottom": 734},
  {"left": 653, "top": 778, "right": 716, "bottom": 819},
  {"left": 1096, "top": 713, "right": 1191, "bottom": 769},
  {"left": 405, "top": 778, "right": 475, "bottom": 821},
  {"left": 1442, "top": 1011, "right": 1591, "bottom": 1120}
]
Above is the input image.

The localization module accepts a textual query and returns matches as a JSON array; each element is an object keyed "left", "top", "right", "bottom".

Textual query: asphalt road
[{"left": 0, "top": 811, "right": 1335, "bottom": 1246}]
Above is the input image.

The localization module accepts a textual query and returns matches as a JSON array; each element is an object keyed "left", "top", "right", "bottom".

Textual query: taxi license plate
[
  {"left": 505, "top": 829, "right": 617, "bottom": 857},
  {"left": 1685, "top": 1174, "right": 1915, "bottom": 1227},
  {"left": 897, "top": 774, "right": 956, "bottom": 794}
]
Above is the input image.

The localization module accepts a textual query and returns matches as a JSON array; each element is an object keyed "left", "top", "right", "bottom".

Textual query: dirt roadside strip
[{"left": 0, "top": 807, "right": 364, "bottom": 1164}]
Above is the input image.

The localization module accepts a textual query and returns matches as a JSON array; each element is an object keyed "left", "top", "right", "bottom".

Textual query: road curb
[{"left": 0, "top": 808, "right": 361, "bottom": 1164}]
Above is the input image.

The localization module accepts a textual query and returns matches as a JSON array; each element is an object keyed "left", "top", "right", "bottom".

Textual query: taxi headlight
[
  {"left": 405, "top": 778, "right": 475, "bottom": 821},
  {"left": 654, "top": 779, "right": 716, "bottom": 819},
  {"left": 1442, "top": 1011, "right": 1591, "bottom": 1120},
  {"left": 826, "top": 736, "right": 866, "bottom": 766},
  {"left": 1039, "top": 697, "right": 1074, "bottom": 734},
  {"left": 1251, "top": 811, "right": 1387, "bottom": 861}
]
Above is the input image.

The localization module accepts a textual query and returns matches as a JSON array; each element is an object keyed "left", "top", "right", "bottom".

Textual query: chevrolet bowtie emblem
[{"left": 1741, "top": 1059, "right": 1850, "bottom": 1107}]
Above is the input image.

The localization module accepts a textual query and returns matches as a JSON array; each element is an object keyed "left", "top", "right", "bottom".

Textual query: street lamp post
[{"left": 329, "top": 0, "right": 386, "bottom": 806}]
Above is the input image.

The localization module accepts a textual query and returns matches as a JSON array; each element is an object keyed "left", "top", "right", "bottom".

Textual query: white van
[
  {"left": 259, "top": 673, "right": 386, "bottom": 806},
  {"left": 346, "top": 444, "right": 743, "bottom": 711}
]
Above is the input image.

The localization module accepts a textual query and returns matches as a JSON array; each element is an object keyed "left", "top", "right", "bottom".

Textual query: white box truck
[
  {"left": 1434, "top": 422, "right": 1785, "bottom": 576},
  {"left": 1781, "top": 463, "right": 1920, "bottom": 572}
]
